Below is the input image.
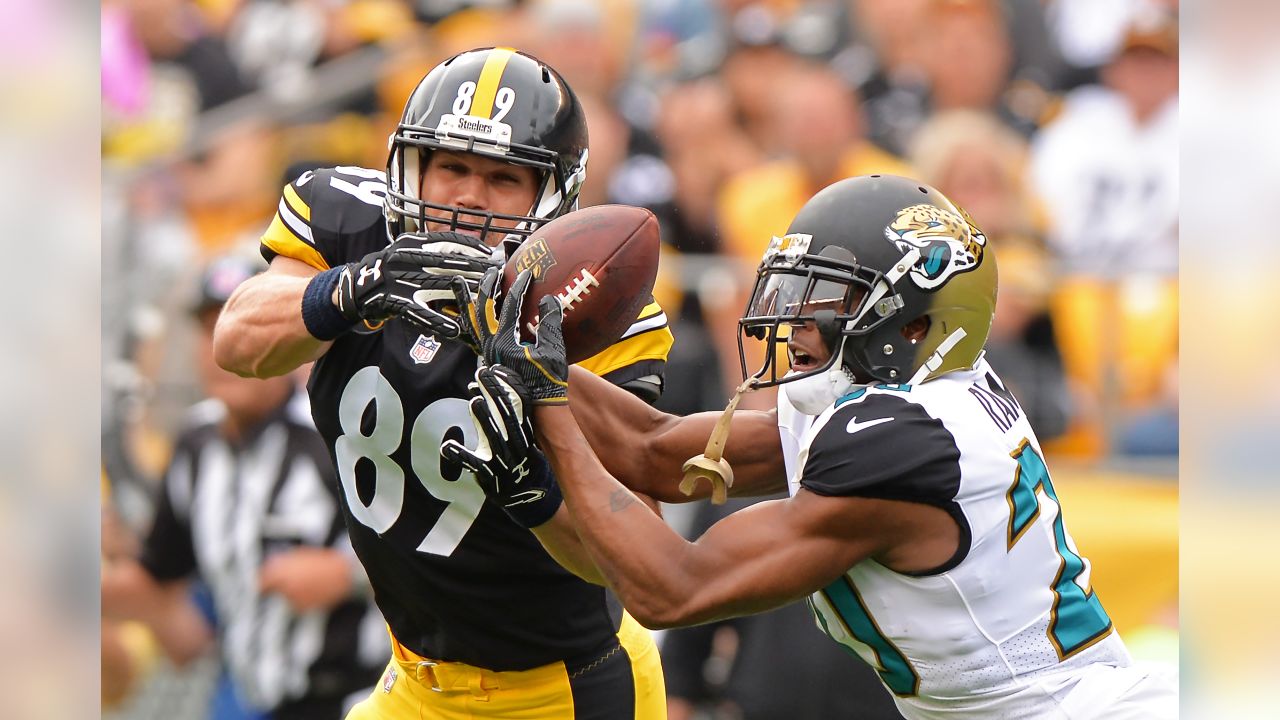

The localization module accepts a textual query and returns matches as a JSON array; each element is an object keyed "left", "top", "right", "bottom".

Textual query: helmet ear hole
[{"left": 903, "top": 315, "right": 930, "bottom": 342}]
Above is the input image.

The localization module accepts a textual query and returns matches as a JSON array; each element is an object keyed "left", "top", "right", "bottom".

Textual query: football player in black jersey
[{"left": 214, "top": 47, "right": 671, "bottom": 719}]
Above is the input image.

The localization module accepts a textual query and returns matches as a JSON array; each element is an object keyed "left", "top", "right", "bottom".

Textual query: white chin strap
[
  {"left": 782, "top": 326, "right": 971, "bottom": 415},
  {"left": 781, "top": 365, "right": 859, "bottom": 416},
  {"left": 780, "top": 339, "right": 860, "bottom": 416},
  {"left": 907, "top": 327, "right": 968, "bottom": 386}
]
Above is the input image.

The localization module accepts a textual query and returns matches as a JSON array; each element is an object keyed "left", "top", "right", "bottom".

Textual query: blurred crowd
[{"left": 101, "top": 0, "right": 1179, "bottom": 717}]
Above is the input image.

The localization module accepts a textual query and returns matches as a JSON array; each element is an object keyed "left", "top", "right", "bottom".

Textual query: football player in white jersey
[{"left": 448, "top": 175, "right": 1178, "bottom": 719}]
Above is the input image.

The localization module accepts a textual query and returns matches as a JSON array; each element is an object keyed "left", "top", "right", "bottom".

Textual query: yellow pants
[{"left": 345, "top": 612, "right": 666, "bottom": 719}]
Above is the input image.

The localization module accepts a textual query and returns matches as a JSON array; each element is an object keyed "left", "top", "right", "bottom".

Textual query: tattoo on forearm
[{"left": 609, "top": 489, "right": 636, "bottom": 513}]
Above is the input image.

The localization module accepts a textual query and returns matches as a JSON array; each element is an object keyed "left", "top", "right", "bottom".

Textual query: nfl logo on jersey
[
  {"left": 382, "top": 666, "right": 397, "bottom": 694},
  {"left": 410, "top": 334, "right": 441, "bottom": 365}
]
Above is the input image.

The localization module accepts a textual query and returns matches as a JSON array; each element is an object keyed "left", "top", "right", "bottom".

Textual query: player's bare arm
[
  {"left": 527, "top": 496, "right": 662, "bottom": 586},
  {"left": 534, "top": 403, "right": 956, "bottom": 628},
  {"left": 214, "top": 256, "right": 332, "bottom": 378},
  {"left": 442, "top": 357, "right": 666, "bottom": 586},
  {"left": 217, "top": 231, "right": 496, "bottom": 378},
  {"left": 566, "top": 366, "right": 787, "bottom": 501}
]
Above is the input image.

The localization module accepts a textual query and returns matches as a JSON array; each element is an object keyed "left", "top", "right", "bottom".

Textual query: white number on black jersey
[{"left": 335, "top": 367, "right": 485, "bottom": 556}]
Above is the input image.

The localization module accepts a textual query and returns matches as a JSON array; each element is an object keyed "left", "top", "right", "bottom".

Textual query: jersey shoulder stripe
[
  {"left": 260, "top": 166, "right": 388, "bottom": 270},
  {"left": 576, "top": 299, "right": 672, "bottom": 379},
  {"left": 283, "top": 183, "right": 311, "bottom": 221},
  {"left": 618, "top": 302, "right": 668, "bottom": 340},
  {"left": 262, "top": 212, "right": 329, "bottom": 271}
]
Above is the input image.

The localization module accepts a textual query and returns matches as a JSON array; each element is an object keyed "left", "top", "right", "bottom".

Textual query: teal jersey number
[
  {"left": 1007, "top": 439, "right": 1113, "bottom": 659},
  {"left": 812, "top": 576, "right": 920, "bottom": 696}
]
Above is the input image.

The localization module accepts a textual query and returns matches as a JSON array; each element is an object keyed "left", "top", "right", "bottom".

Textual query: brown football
[{"left": 502, "top": 204, "right": 660, "bottom": 364}]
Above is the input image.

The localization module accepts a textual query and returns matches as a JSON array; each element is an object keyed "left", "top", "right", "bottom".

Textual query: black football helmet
[
  {"left": 385, "top": 47, "right": 589, "bottom": 240},
  {"left": 740, "top": 174, "right": 997, "bottom": 388}
]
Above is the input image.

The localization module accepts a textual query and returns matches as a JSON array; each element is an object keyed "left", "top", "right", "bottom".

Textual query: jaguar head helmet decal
[
  {"left": 885, "top": 204, "right": 987, "bottom": 291},
  {"left": 738, "top": 175, "right": 998, "bottom": 391}
]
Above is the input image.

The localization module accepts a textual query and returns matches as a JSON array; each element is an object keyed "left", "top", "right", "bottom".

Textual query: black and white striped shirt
[{"left": 140, "top": 392, "right": 385, "bottom": 718}]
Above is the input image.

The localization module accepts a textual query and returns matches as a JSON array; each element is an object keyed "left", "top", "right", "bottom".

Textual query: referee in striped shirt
[{"left": 103, "top": 256, "right": 385, "bottom": 719}]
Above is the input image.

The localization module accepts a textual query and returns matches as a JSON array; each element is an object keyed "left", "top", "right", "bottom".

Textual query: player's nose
[
  {"left": 787, "top": 318, "right": 818, "bottom": 334},
  {"left": 451, "top": 174, "right": 488, "bottom": 210},
  {"left": 787, "top": 320, "right": 822, "bottom": 349}
]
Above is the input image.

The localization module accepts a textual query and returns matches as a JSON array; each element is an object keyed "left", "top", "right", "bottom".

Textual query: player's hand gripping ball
[{"left": 498, "top": 204, "right": 661, "bottom": 364}]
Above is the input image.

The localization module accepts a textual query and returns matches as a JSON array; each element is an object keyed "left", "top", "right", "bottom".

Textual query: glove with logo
[
  {"left": 450, "top": 265, "right": 501, "bottom": 354},
  {"left": 453, "top": 267, "right": 569, "bottom": 405},
  {"left": 441, "top": 366, "right": 562, "bottom": 528},
  {"left": 334, "top": 232, "right": 500, "bottom": 338}
]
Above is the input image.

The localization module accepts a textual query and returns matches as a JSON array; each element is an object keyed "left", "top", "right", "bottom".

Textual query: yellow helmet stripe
[{"left": 469, "top": 47, "right": 515, "bottom": 119}]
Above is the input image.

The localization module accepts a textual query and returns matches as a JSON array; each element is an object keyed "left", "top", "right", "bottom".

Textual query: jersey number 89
[{"left": 335, "top": 367, "right": 483, "bottom": 557}]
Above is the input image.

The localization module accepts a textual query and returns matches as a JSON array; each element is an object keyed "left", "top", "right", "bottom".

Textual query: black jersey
[{"left": 260, "top": 166, "right": 674, "bottom": 670}]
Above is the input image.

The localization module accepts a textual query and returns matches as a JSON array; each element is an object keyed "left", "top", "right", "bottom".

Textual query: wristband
[
  {"left": 302, "top": 267, "right": 355, "bottom": 340},
  {"left": 502, "top": 452, "right": 564, "bottom": 529}
]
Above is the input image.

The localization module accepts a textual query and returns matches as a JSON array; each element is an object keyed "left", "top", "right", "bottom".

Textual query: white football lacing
[{"left": 526, "top": 268, "right": 600, "bottom": 336}]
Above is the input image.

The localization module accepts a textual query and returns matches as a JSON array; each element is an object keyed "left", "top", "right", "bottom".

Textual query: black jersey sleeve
[
  {"left": 259, "top": 166, "right": 391, "bottom": 270},
  {"left": 138, "top": 445, "right": 199, "bottom": 582},
  {"left": 799, "top": 392, "right": 962, "bottom": 508}
]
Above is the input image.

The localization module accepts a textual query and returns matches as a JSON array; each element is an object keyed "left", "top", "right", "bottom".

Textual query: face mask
[{"left": 779, "top": 363, "right": 859, "bottom": 416}]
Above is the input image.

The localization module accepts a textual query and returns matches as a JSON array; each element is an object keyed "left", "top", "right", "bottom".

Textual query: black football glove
[
  {"left": 335, "top": 232, "right": 500, "bottom": 338},
  {"left": 450, "top": 265, "right": 503, "bottom": 355},
  {"left": 440, "top": 366, "right": 562, "bottom": 528},
  {"left": 453, "top": 268, "right": 569, "bottom": 405}
]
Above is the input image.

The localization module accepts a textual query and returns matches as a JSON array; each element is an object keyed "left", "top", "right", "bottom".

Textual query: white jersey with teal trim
[{"left": 778, "top": 358, "right": 1141, "bottom": 720}]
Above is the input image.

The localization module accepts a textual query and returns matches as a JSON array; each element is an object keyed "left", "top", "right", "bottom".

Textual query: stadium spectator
[
  {"left": 718, "top": 28, "right": 808, "bottom": 156},
  {"left": 718, "top": 61, "right": 912, "bottom": 270},
  {"left": 909, "top": 109, "right": 1042, "bottom": 243},
  {"left": 118, "top": 0, "right": 250, "bottom": 111},
  {"left": 842, "top": 0, "right": 1057, "bottom": 157},
  {"left": 1028, "top": 8, "right": 1178, "bottom": 446},
  {"left": 1029, "top": 8, "right": 1178, "bottom": 278},
  {"left": 102, "top": 255, "right": 385, "bottom": 720},
  {"left": 917, "top": 0, "right": 1027, "bottom": 133},
  {"left": 715, "top": 61, "right": 911, "bottom": 404},
  {"left": 520, "top": 0, "right": 636, "bottom": 105},
  {"left": 455, "top": 174, "right": 1178, "bottom": 719},
  {"left": 909, "top": 109, "right": 1071, "bottom": 442},
  {"left": 1043, "top": 0, "right": 1176, "bottom": 71},
  {"left": 651, "top": 79, "right": 760, "bottom": 256},
  {"left": 983, "top": 243, "right": 1072, "bottom": 443},
  {"left": 176, "top": 120, "right": 282, "bottom": 257},
  {"left": 213, "top": 48, "right": 672, "bottom": 718},
  {"left": 831, "top": 0, "right": 931, "bottom": 156},
  {"left": 222, "top": 0, "right": 417, "bottom": 103}
]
